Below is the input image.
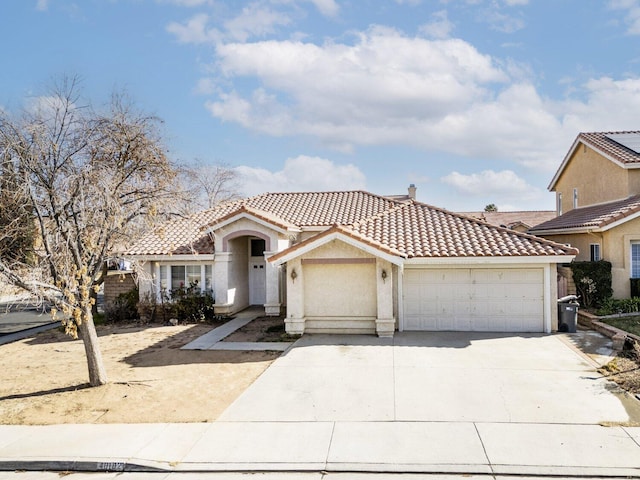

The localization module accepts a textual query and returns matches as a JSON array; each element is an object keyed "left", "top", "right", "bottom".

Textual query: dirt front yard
[{"left": 0, "top": 321, "right": 280, "bottom": 425}]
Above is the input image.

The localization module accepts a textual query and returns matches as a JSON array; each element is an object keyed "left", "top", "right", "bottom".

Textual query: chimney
[{"left": 408, "top": 184, "right": 417, "bottom": 200}]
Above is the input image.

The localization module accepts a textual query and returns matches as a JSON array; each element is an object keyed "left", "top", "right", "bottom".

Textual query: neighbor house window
[
  {"left": 590, "top": 244, "right": 601, "bottom": 262},
  {"left": 573, "top": 188, "right": 578, "bottom": 209},
  {"left": 632, "top": 243, "right": 640, "bottom": 278},
  {"left": 557, "top": 192, "right": 563, "bottom": 215}
]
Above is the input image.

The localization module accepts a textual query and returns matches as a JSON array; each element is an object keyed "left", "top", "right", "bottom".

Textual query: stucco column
[
  {"left": 284, "top": 258, "right": 305, "bottom": 335},
  {"left": 264, "top": 251, "right": 281, "bottom": 316},
  {"left": 214, "top": 252, "right": 233, "bottom": 315},
  {"left": 152, "top": 262, "right": 161, "bottom": 301},
  {"left": 137, "top": 261, "right": 156, "bottom": 302},
  {"left": 376, "top": 259, "right": 395, "bottom": 337}
]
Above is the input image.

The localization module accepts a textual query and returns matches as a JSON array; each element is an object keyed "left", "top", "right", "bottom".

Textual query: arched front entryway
[{"left": 213, "top": 229, "right": 281, "bottom": 316}]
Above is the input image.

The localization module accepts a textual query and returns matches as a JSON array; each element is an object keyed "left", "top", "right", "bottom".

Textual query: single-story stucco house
[{"left": 126, "top": 188, "right": 577, "bottom": 337}]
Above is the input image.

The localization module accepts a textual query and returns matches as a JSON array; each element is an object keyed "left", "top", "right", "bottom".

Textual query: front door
[
  {"left": 249, "top": 238, "right": 267, "bottom": 305},
  {"left": 249, "top": 260, "right": 266, "bottom": 305}
]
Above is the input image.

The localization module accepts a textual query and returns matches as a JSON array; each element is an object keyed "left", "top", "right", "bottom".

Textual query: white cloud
[
  {"left": 193, "top": 77, "right": 217, "bottom": 95},
  {"left": 224, "top": 3, "right": 292, "bottom": 42},
  {"left": 306, "top": 0, "right": 339, "bottom": 17},
  {"left": 442, "top": 170, "right": 531, "bottom": 196},
  {"left": 235, "top": 155, "right": 366, "bottom": 196},
  {"left": 159, "top": 0, "right": 213, "bottom": 6},
  {"left": 35, "top": 0, "right": 49, "bottom": 11},
  {"left": 25, "top": 95, "right": 76, "bottom": 119},
  {"left": 482, "top": 9, "right": 525, "bottom": 33},
  {"left": 556, "top": 77, "right": 640, "bottom": 134},
  {"left": 166, "top": 3, "right": 291, "bottom": 44},
  {"left": 203, "top": 25, "right": 640, "bottom": 173},
  {"left": 166, "top": 13, "right": 220, "bottom": 44},
  {"left": 441, "top": 169, "right": 547, "bottom": 209},
  {"left": 209, "top": 27, "right": 507, "bottom": 142},
  {"left": 419, "top": 10, "right": 454, "bottom": 39},
  {"left": 609, "top": 0, "right": 640, "bottom": 35}
]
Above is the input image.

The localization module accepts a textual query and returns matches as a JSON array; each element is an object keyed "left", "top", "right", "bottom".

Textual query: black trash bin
[{"left": 558, "top": 295, "right": 579, "bottom": 333}]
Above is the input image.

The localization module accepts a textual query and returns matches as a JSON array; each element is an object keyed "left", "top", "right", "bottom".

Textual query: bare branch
[{"left": 0, "top": 76, "right": 181, "bottom": 387}]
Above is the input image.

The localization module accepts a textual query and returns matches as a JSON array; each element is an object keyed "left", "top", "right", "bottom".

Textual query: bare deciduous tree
[
  {"left": 179, "top": 159, "right": 241, "bottom": 213},
  {"left": 0, "top": 77, "right": 180, "bottom": 386}
]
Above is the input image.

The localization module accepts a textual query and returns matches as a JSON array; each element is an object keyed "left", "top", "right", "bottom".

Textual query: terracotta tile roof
[
  {"left": 125, "top": 212, "right": 216, "bottom": 256},
  {"left": 458, "top": 211, "right": 556, "bottom": 230},
  {"left": 579, "top": 131, "right": 640, "bottom": 165},
  {"left": 346, "top": 202, "right": 576, "bottom": 258},
  {"left": 127, "top": 191, "right": 399, "bottom": 255},
  {"left": 242, "top": 191, "right": 399, "bottom": 226},
  {"left": 127, "top": 191, "right": 576, "bottom": 258},
  {"left": 529, "top": 195, "right": 640, "bottom": 233},
  {"left": 205, "top": 205, "right": 301, "bottom": 231}
]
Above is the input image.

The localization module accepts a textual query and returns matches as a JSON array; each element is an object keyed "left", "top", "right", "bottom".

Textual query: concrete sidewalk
[{"left": 0, "top": 421, "right": 639, "bottom": 477}]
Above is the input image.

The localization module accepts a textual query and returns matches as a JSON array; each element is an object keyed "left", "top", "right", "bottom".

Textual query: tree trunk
[{"left": 78, "top": 307, "right": 108, "bottom": 386}]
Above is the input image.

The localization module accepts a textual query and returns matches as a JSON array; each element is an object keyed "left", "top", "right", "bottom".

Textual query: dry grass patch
[{"left": 0, "top": 322, "right": 279, "bottom": 425}]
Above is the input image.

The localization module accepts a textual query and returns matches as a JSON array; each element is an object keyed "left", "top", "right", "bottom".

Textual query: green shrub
[
  {"left": 136, "top": 283, "right": 217, "bottom": 324},
  {"left": 570, "top": 260, "right": 612, "bottom": 309},
  {"left": 137, "top": 290, "right": 174, "bottom": 323},
  {"left": 171, "top": 282, "right": 216, "bottom": 323},
  {"left": 105, "top": 287, "right": 140, "bottom": 322},
  {"left": 597, "top": 297, "right": 640, "bottom": 316}
]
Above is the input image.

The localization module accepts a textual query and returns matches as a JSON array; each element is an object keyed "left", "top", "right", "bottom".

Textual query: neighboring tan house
[
  {"left": 529, "top": 131, "right": 640, "bottom": 299},
  {"left": 126, "top": 189, "right": 576, "bottom": 336},
  {"left": 459, "top": 211, "right": 556, "bottom": 233}
]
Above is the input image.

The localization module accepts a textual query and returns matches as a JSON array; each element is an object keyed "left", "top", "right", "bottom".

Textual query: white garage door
[
  {"left": 403, "top": 268, "right": 544, "bottom": 332},
  {"left": 304, "top": 262, "right": 377, "bottom": 318}
]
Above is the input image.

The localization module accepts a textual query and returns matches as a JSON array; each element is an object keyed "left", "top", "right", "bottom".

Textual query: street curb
[
  {"left": 0, "top": 322, "right": 59, "bottom": 346},
  {"left": 1, "top": 460, "right": 640, "bottom": 478}
]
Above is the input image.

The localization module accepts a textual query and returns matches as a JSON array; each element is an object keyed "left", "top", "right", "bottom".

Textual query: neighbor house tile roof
[
  {"left": 458, "top": 211, "right": 556, "bottom": 230},
  {"left": 127, "top": 190, "right": 576, "bottom": 258},
  {"left": 579, "top": 131, "right": 640, "bottom": 166},
  {"left": 529, "top": 195, "right": 640, "bottom": 233}
]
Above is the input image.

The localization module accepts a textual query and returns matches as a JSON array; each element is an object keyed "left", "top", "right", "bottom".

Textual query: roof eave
[
  {"left": 124, "top": 254, "right": 216, "bottom": 261},
  {"left": 268, "top": 227, "right": 405, "bottom": 267},
  {"left": 204, "top": 210, "right": 301, "bottom": 235},
  {"left": 548, "top": 134, "right": 640, "bottom": 191},
  {"left": 404, "top": 255, "right": 577, "bottom": 265}
]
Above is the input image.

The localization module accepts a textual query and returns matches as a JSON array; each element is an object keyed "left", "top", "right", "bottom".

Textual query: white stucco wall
[
  {"left": 283, "top": 238, "right": 396, "bottom": 336},
  {"left": 227, "top": 236, "right": 249, "bottom": 312},
  {"left": 137, "top": 262, "right": 155, "bottom": 299}
]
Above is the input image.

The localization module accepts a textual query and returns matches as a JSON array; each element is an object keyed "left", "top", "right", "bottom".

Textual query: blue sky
[{"left": 2, "top": 0, "right": 640, "bottom": 211}]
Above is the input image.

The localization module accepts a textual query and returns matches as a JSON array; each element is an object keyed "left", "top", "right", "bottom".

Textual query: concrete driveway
[{"left": 220, "top": 331, "right": 637, "bottom": 424}]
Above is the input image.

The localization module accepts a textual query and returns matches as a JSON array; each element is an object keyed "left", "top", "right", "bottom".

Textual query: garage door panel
[
  {"left": 403, "top": 267, "right": 544, "bottom": 332},
  {"left": 305, "top": 263, "right": 376, "bottom": 317}
]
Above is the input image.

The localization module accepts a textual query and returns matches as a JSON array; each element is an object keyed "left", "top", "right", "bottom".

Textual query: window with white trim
[
  {"left": 557, "top": 192, "right": 562, "bottom": 215},
  {"left": 590, "top": 244, "right": 601, "bottom": 262},
  {"left": 632, "top": 243, "right": 640, "bottom": 278},
  {"left": 158, "top": 264, "right": 213, "bottom": 294}
]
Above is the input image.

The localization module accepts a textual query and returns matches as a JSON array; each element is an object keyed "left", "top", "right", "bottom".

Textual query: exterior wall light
[
  {"left": 291, "top": 268, "right": 298, "bottom": 282},
  {"left": 381, "top": 269, "right": 387, "bottom": 282}
]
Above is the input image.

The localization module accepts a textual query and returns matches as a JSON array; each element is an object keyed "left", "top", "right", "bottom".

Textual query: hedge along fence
[{"left": 570, "top": 260, "right": 612, "bottom": 309}]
